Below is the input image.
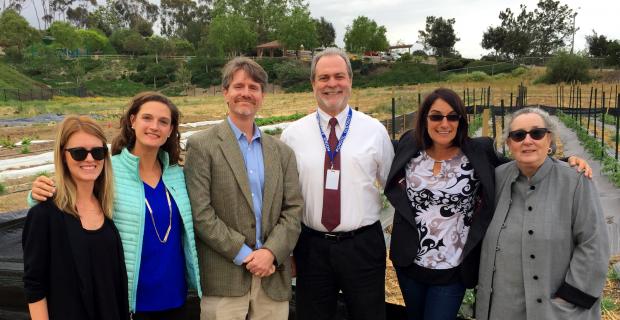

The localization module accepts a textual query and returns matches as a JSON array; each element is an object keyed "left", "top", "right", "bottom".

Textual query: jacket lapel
[
  {"left": 63, "top": 214, "right": 95, "bottom": 320},
  {"left": 461, "top": 139, "right": 495, "bottom": 257},
  {"left": 385, "top": 134, "right": 419, "bottom": 228},
  {"left": 217, "top": 121, "right": 254, "bottom": 210}
]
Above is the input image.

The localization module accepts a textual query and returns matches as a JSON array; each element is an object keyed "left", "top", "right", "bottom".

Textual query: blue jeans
[{"left": 395, "top": 267, "right": 466, "bottom": 320}]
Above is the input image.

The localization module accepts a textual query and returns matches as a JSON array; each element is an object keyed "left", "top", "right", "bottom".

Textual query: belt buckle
[{"left": 323, "top": 233, "right": 340, "bottom": 241}]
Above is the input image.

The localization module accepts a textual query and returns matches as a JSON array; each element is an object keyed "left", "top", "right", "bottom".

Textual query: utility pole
[{"left": 570, "top": 8, "right": 580, "bottom": 54}]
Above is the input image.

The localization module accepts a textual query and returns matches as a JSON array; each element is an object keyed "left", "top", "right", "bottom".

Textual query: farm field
[{"left": 0, "top": 70, "right": 619, "bottom": 213}]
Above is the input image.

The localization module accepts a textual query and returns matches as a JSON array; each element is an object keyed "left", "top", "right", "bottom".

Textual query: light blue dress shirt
[{"left": 227, "top": 117, "right": 265, "bottom": 265}]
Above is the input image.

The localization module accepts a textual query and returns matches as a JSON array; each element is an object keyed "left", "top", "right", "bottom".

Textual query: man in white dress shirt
[{"left": 280, "top": 47, "right": 394, "bottom": 320}]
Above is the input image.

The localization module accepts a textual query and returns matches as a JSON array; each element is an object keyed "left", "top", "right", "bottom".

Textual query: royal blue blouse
[{"left": 136, "top": 179, "right": 187, "bottom": 311}]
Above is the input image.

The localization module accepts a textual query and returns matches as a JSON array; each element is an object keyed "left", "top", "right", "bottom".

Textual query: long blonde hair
[{"left": 53, "top": 116, "right": 114, "bottom": 219}]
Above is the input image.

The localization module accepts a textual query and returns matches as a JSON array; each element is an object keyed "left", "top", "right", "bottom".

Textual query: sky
[
  {"left": 16, "top": 0, "right": 620, "bottom": 59},
  {"left": 307, "top": 0, "right": 620, "bottom": 58}
]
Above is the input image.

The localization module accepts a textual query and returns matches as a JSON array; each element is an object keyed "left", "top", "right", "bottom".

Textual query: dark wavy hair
[
  {"left": 413, "top": 88, "right": 469, "bottom": 149},
  {"left": 111, "top": 91, "right": 181, "bottom": 165}
]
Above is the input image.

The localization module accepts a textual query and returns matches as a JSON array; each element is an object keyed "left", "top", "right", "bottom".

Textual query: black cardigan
[
  {"left": 22, "top": 200, "right": 129, "bottom": 320},
  {"left": 384, "top": 130, "right": 505, "bottom": 288}
]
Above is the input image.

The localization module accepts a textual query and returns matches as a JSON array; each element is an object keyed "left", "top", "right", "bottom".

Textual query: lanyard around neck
[{"left": 316, "top": 107, "right": 353, "bottom": 167}]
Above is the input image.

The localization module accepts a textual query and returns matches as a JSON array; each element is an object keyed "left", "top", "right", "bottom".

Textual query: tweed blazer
[
  {"left": 184, "top": 120, "right": 303, "bottom": 301},
  {"left": 384, "top": 130, "right": 505, "bottom": 288},
  {"left": 476, "top": 158, "right": 610, "bottom": 320}
]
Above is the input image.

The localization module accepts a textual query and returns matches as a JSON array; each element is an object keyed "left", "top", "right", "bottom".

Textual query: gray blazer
[
  {"left": 476, "top": 158, "right": 609, "bottom": 320},
  {"left": 184, "top": 120, "right": 303, "bottom": 301}
]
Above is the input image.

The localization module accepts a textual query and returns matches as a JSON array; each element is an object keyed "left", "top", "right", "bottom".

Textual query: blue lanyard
[{"left": 316, "top": 108, "right": 353, "bottom": 168}]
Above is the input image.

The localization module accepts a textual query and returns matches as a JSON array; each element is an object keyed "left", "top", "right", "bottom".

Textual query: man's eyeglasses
[
  {"left": 507, "top": 128, "right": 550, "bottom": 142},
  {"left": 428, "top": 114, "right": 461, "bottom": 122},
  {"left": 65, "top": 146, "right": 108, "bottom": 161}
]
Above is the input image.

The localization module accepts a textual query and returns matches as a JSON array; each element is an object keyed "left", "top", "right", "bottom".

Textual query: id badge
[{"left": 325, "top": 169, "right": 340, "bottom": 190}]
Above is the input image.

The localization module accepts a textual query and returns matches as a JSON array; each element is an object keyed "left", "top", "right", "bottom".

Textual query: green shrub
[
  {"left": 273, "top": 60, "right": 309, "bottom": 87},
  {"left": 447, "top": 71, "right": 490, "bottom": 82},
  {"left": 511, "top": 66, "right": 528, "bottom": 77},
  {"left": 353, "top": 62, "right": 438, "bottom": 88},
  {"left": 538, "top": 52, "right": 591, "bottom": 84},
  {"left": 83, "top": 78, "right": 148, "bottom": 96},
  {"left": 0, "top": 137, "right": 15, "bottom": 148}
]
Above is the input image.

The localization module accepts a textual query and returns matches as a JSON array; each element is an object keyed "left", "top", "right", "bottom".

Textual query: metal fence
[{"left": 0, "top": 86, "right": 87, "bottom": 102}]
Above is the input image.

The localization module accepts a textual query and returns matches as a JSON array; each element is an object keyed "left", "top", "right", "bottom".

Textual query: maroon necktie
[{"left": 321, "top": 117, "right": 341, "bottom": 231}]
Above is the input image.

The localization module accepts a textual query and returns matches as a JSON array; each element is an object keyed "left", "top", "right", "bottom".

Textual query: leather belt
[{"left": 302, "top": 221, "right": 379, "bottom": 241}]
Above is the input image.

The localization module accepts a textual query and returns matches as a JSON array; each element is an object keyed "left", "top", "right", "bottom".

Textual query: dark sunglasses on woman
[
  {"left": 428, "top": 114, "right": 461, "bottom": 122},
  {"left": 65, "top": 146, "right": 108, "bottom": 161},
  {"left": 508, "top": 128, "right": 550, "bottom": 142}
]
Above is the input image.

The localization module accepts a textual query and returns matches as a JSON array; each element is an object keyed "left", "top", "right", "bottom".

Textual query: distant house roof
[{"left": 256, "top": 41, "right": 283, "bottom": 49}]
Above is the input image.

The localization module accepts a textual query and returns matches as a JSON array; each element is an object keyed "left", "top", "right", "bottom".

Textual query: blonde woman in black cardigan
[{"left": 22, "top": 116, "right": 128, "bottom": 320}]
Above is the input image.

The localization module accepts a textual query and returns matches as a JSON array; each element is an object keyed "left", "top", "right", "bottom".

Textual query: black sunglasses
[
  {"left": 428, "top": 114, "right": 461, "bottom": 122},
  {"left": 65, "top": 146, "right": 108, "bottom": 161},
  {"left": 508, "top": 128, "right": 550, "bottom": 142}
]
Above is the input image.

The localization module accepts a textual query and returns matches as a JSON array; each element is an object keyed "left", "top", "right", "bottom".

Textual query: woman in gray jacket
[{"left": 476, "top": 107, "right": 609, "bottom": 320}]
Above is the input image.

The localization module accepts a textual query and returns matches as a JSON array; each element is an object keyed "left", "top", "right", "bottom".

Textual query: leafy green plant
[
  {"left": 21, "top": 137, "right": 32, "bottom": 146},
  {"left": 458, "top": 289, "right": 475, "bottom": 319},
  {"left": 0, "top": 137, "right": 15, "bottom": 148},
  {"left": 36, "top": 171, "right": 51, "bottom": 177},
  {"left": 0, "top": 182, "right": 5, "bottom": 194},
  {"left": 263, "top": 127, "right": 283, "bottom": 135},
  {"left": 601, "top": 297, "right": 619, "bottom": 313},
  {"left": 537, "top": 52, "right": 591, "bottom": 84},
  {"left": 20, "top": 145, "right": 30, "bottom": 154}
]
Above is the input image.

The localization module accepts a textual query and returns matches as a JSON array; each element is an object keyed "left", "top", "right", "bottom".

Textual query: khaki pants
[{"left": 200, "top": 275, "right": 288, "bottom": 320}]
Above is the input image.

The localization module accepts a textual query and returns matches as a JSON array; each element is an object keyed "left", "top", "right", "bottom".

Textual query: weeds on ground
[
  {"left": 0, "top": 137, "right": 15, "bottom": 148},
  {"left": 558, "top": 111, "right": 620, "bottom": 187},
  {"left": 255, "top": 113, "right": 305, "bottom": 126}
]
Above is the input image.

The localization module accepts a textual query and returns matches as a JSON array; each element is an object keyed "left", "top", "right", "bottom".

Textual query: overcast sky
[
  {"left": 308, "top": 0, "right": 619, "bottom": 58},
  {"left": 17, "top": 0, "right": 620, "bottom": 59}
]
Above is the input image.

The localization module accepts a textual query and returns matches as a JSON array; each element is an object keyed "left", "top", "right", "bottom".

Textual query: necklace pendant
[{"left": 162, "top": 225, "right": 172, "bottom": 243}]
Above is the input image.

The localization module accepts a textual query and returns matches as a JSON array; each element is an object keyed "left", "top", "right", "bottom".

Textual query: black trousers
[{"left": 294, "top": 221, "right": 386, "bottom": 320}]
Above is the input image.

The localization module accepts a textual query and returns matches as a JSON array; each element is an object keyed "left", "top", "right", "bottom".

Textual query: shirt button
[
  {"left": 250, "top": 170, "right": 253, "bottom": 174},
  {"left": 528, "top": 230, "right": 534, "bottom": 235},
  {"left": 528, "top": 206, "right": 533, "bottom": 211},
  {"left": 501, "top": 224, "right": 507, "bottom": 229},
  {"left": 530, "top": 186, "right": 536, "bottom": 190},
  {"left": 533, "top": 275, "right": 539, "bottom": 280},
  {"left": 251, "top": 193, "right": 255, "bottom": 197},
  {"left": 537, "top": 298, "right": 542, "bottom": 303},
  {"left": 530, "top": 254, "right": 536, "bottom": 259},
  {"left": 496, "top": 246, "right": 500, "bottom": 252}
]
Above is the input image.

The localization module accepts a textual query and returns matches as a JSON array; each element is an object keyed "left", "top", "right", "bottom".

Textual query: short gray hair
[
  {"left": 221, "top": 57, "right": 268, "bottom": 92},
  {"left": 310, "top": 47, "right": 353, "bottom": 81},
  {"left": 504, "top": 107, "right": 558, "bottom": 154}
]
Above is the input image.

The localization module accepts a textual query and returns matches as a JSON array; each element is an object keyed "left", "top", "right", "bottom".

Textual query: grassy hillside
[{"left": 0, "top": 61, "right": 44, "bottom": 89}]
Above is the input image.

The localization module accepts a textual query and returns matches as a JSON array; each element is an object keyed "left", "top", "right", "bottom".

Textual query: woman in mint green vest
[{"left": 30, "top": 92, "right": 201, "bottom": 319}]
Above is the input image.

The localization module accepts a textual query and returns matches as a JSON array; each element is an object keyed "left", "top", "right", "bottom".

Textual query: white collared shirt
[{"left": 281, "top": 106, "right": 395, "bottom": 232}]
